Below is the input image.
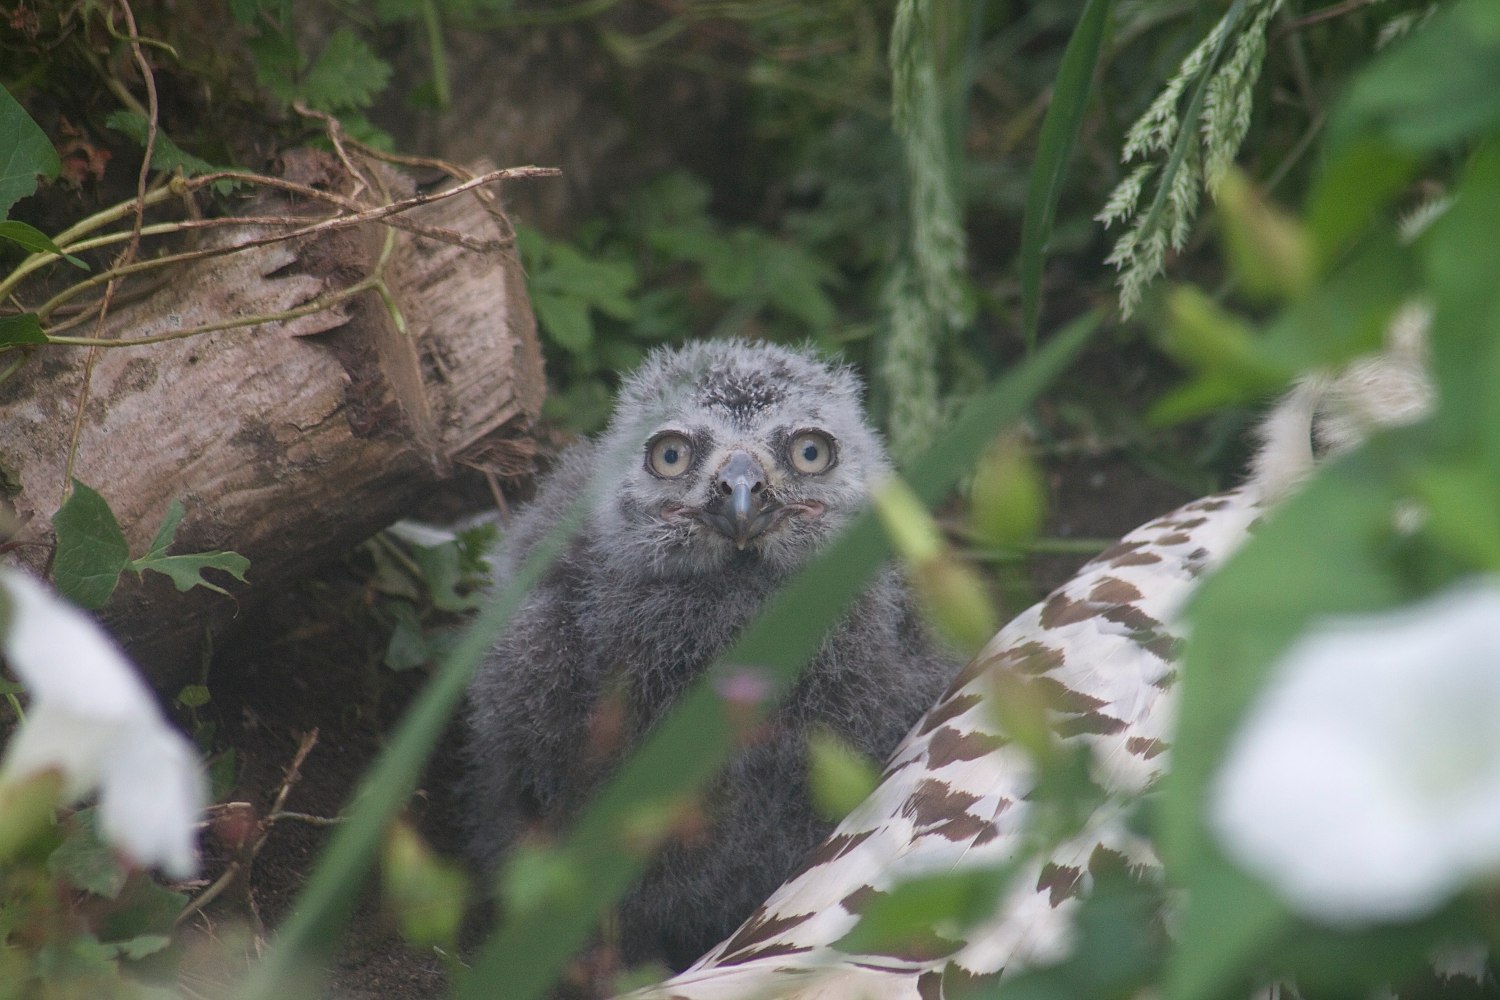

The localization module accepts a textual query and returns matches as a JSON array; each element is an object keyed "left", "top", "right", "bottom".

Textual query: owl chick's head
[{"left": 587, "top": 340, "right": 890, "bottom": 578}]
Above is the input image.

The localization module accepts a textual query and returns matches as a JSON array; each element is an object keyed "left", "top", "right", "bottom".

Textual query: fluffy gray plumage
[{"left": 461, "top": 340, "right": 959, "bottom": 970}]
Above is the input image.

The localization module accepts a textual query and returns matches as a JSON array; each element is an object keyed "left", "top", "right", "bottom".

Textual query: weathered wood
[{"left": 0, "top": 152, "right": 546, "bottom": 684}]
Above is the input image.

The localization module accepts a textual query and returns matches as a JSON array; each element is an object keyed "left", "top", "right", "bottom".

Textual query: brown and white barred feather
[
  {"left": 628, "top": 488, "right": 1261, "bottom": 1000},
  {"left": 625, "top": 329, "right": 1433, "bottom": 1000}
]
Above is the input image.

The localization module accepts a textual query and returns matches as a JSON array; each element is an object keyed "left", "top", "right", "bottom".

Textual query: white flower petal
[
  {"left": 0, "top": 567, "right": 205, "bottom": 876},
  {"left": 0, "top": 702, "right": 123, "bottom": 799},
  {"left": 99, "top": 724, "right": 206, "bottom": 879},
  {"left": 0, "top": 567, "right": 158, "bottom": 720},
  {"left": 1211, "top": 578, "right": 1500, "bottom": 925}
]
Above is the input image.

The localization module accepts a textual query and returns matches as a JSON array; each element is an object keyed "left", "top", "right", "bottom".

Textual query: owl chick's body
[{"left": 462, "top": 341, "right": 959, "bottom": 969}]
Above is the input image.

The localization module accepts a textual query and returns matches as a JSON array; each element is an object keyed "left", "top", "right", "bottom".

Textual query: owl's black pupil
[
  {"left": 663, "top": 447, "right": 679, "bottom": 465},
  {"left": 802, "top": 444, "right": 818, "bottom": 462}
]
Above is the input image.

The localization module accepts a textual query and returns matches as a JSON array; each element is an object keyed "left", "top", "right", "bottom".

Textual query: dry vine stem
[
  {"left": 178, "top": 731, "right": 328, "bottom": 942},
  {"left": 3, "top": 164, "right": 559, "bottom": 344}
]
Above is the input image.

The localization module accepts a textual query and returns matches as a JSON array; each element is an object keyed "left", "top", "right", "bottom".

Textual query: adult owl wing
[{"left": 626, "top": 487, "right": 1264, "bottom": 1000}]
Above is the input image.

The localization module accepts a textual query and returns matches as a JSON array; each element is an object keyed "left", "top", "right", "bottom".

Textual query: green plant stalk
[
  {"left": 1019, "top": 0, "right": 1114, "bottom": 349},
  {"left": 236, "top": 501, "right": 587, "bottom": 1000},
  {"left": 457, "top": 312, "right": 1097, "bottom": 1000},
  {"left": 421, "top": 0, "right": 452, "bottom": 110},
  {"left": 0, "top": 185, "right": 180, "bottom": 304}
]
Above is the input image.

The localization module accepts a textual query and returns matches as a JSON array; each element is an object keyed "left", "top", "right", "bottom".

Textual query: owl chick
[{"left": 461, "top": 339, "right": 960, "bottom": 970}]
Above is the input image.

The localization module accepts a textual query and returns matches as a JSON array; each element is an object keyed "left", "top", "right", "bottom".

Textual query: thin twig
[
  {"left": 62, "top": 0, "right": 159, "bottom": 497},
  {"left": 33, "top": 165, "right": 556, "bottom": 320}
]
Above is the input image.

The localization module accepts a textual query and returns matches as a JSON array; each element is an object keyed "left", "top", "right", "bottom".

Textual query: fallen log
[{"left": 0, "top": 150, "right": 548, "bottom": 685}]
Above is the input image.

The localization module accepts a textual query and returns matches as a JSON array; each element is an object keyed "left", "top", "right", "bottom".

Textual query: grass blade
[{"left": 1019, "top": 0, "right": 1114, "bottom": 349}]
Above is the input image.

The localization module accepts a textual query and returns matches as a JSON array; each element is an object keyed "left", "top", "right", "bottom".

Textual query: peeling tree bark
[{"left": 0, "top": 152, "right": 547, "bottom": 685}]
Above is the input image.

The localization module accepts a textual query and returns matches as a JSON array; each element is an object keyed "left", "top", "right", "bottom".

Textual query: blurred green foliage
[{"left": 6, "top": 1, "right": 1497, "bottom": 998}]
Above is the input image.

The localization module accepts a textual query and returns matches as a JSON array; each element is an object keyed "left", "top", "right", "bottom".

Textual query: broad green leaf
[
  {"left": 0, "top": 313, "right": 48, "bottom": 346},
  {"left": 807, "top": 731, "right": 880, "bottom": 822},
  {"left": 381, "top": 822, "right": 469, "bottom": 949},
  {"left": 835, "top": 867, "right": 1009, "bottom": 955},
  {"left": 51, "top": 481, "right": 130, "bottom": 609},
  {"left": 0, "top": 85, "right": 59, "bottom": 220},
  {"left": 382, "top": 600, "right": 431, "bottom": 671},
  {"left": 0, "top": 220, "right": 86, "bottom": 269},
  {"left": 532, "top": 292, "right": 593, "bottom": 354},
  {"left": 1328, "top": 0, "right": 1500, "bottom": 155},
  {"left": 1019, "top": 0, "right": 1113, "bottom": 348},
  {"left": 48, "top": 810, "right": 128, "bottom": 900},
  {"left": 1163, "top": 851, "right": 1285, "bottom": 1000},
  {"left": 408, "top": 540, "right": 483, "bottom": 612}
]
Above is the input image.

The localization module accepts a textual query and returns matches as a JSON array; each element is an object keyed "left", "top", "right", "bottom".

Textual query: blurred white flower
[
  {"left": 1211, "top": 577, "right": 1500, "bottom": 925},
  {"left": 0, "top": 567, "right": 204, "bottom": 878}
]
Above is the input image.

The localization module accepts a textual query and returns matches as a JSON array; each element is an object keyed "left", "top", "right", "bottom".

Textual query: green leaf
[
  {"left": 1019, "top": 0, "right": 1113, "bottom": 349},
  {"left": 0, "top": 84, "right": 60, "bottom": 220},
  {"left": 131, "top": 551, "right": 250, "bottom": 595},
  {"left": 127, "top": 499, "right": 250, "bottom": 595},
  {"left": 532, "top": 292, "right": 594, "bottom": 355},
  {"left": 383, "top": 601, "right": 431, "bottom": 671},
  {"left": 102, "top": 111, "right": 233, "bottom": 192},
  {"left": 807, "top": 731, "right": 880, "bottom": 822},
  {"left": 0, "top": 313, "right": 48, "bottom": 346},
  {"left": 51, "top": 481, "right": 130, "bottom": 609},
  {"left": 408, "top": 540, "right": 484, "bottom": 612},
  {"left": 176, "top": 684, "right": 212, "bottom": 710},
  {"left": 1328, "top": 0, "right": 1500, "bottom": 155},
  {"left": 0, "top": 220, "right": 86, "bottom": 269},
  {"left": 299, "top": 29, "right": 393, "bottom": 112},
  {"left": 141, "top": 499, "right": 187, "bottom": 562},
  {"left": 836, "top": 867, "right": 1007, "bottom": 955},
  {"left": 112, "top": 935, "right": 171, "bottom": 961},
  {"left": 381, "top": 822, "right": 470, "bottom": 949},
  {"left": 49, "top": 809, "right": 127, "bottom": 900}
]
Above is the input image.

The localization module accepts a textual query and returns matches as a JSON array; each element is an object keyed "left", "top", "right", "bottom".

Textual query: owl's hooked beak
[{"left": 701, "top": 450, "right": 779, "bottom": 550}]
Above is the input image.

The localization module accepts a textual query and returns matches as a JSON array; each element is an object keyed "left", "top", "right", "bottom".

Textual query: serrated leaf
[
  {"left": 0, "top": 220, "right": 86, "bottom": 269},
  {"left": 0, "top": 313, "right": 48, "bottom": 346},
  {"left": 0, "top": 84, "right": 60, "bottom": 220},
  {"left": 51, "top": 481, "right": 130, "bottom": 609},
  {"left": 300, "top": 29, "right": 393, "bottom": 112},
  {"left": 103, "top": 111, "right": 222, "bottom": 180}
]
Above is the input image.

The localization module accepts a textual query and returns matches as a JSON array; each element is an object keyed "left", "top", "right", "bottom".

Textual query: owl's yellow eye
[
  {"left": 788, "top": 431, "right": 835, "bottom": 475},
  {"left": 647, "top": 433, "right": 694, "bottom": 478}
]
